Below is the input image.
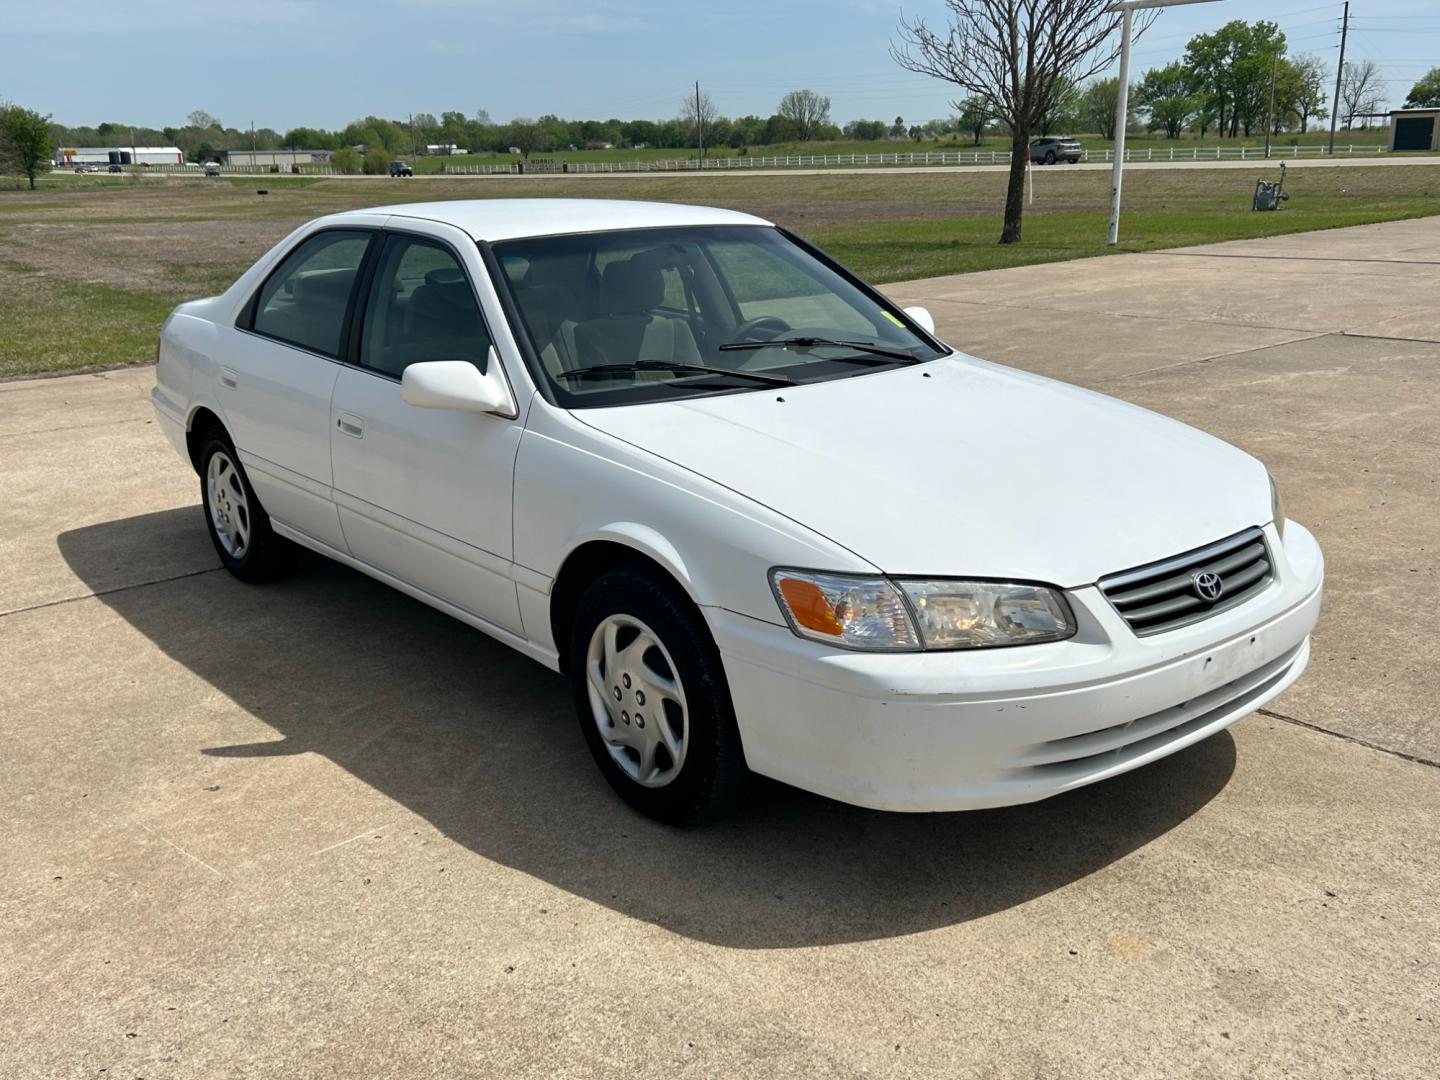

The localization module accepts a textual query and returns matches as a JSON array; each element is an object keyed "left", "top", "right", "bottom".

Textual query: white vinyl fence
[
  {"left": 118, "top": 144, "right": 1393, "bottom": 178},
  {"left": 441, "top": 144, "right": 1391, "bottom": 174}
]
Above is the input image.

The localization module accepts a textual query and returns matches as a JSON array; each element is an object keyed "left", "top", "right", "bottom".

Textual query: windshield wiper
[
  {"left": 718, "top": 336, "right": 921, "bottom": 364},
  {"left": 554, "top": 360, "right": 794, "bottom": 386}
]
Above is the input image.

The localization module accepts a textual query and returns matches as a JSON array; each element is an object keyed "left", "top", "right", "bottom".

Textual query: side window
[
  {"left": 359, "top": 236, "right": 493, "bottom": 379},
  {"left": 250, "top": 231, "right": 371, "bottom": 358}
]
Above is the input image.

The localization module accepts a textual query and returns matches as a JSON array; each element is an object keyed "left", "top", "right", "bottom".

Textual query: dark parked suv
[
  {"left": 1029, "top": 137, "right": 1083, "bottom": 164},
  {"left": 389, "top": 160, "right": 414, "bottom": 177}
]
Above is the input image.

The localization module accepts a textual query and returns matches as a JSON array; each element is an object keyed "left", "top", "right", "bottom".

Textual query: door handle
[
  {"left": 336, "top": 413, "right": 364, "bottom": 438},
  {"left": 219, "top": 367, "right": 239, "bottom": 389}
]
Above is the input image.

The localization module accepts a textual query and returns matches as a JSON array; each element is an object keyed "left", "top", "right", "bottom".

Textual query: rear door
[
  {"left": 223, "top": 223, "right": 381, "bottom": 550},
  {"left": 328, "top": 223, "right": 528, "bottom": 635}
]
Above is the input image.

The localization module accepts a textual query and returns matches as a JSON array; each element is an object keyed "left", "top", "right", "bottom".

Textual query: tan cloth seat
[{"left": 572, "top": 259, "right": 700, "bottom": 373}]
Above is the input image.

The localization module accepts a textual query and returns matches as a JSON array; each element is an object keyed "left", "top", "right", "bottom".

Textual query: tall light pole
[{"left": 1106, "top": 0, "right": 1223, "bottom": 246}]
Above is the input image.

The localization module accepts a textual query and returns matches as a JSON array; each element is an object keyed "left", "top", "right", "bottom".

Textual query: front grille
[{"left": 1098, "top": 527, "right": 1273, "bottom": 636}]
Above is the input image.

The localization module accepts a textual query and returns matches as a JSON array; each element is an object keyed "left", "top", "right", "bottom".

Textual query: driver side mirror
[
  {"left": 902, "top": 305, "right": 936, "bottom": 336},
  {"left": 401, "top": 348, "right": 517, "bottom": 419}
]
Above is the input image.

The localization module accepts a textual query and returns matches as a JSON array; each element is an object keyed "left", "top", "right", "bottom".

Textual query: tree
[
  {"left": 332, "top": 147, "right": 361, "bottom": 174},
  {"left": 889, "top": 115, "right": 906, "bottom": 138},
  {"left": 956, "top": 98, "right": 990, "bottom": 144},
  {"left": 1, "top": 104, "right": 53, "bottom": 190},
  {"left": 1339, "top": 59, "right": 1385, "bottom": 129},
  {"left": 1183, "top": 20, "right": 1286, "bottom": 138},
  {"left": 843, "top": 118, "right": 887, "bottom": 141},
  {"left": 1081, "top": 78, "right": 1123, "bottom": 139},
  {"left": 1287, "top": 53, "right": 1329, "bottom": 133},
  {"left": 362, "top": 147, "right": 391, "bottom": 174},
  {"left": 283, "top": 127, "right": 333, "bottom": 149},
  {"left": 680, "top": 89, "right": 718, "bottom": 153},
  {"left": 1137, "top": 62, "right": 1196, "bottom": 139},
  {"left": 1405, "top": 67, "right": 1440, "bottom": 109},
  {"left": 504, "top": 119, "right": 542, "bottom": 159},
  {"left": 777, "top": 89, "right": 831, "bottom": 141},
  {"left": 893, "top": 1, "right": 1146, "bottom": 245},
  {"left": 186, "top": 110, "right": 218, "bottom": 130}
]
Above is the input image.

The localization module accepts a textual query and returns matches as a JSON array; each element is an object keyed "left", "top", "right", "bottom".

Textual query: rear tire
[
  {"left": 569, "top": 567, "right": 747, "bottom": 826},
  {"left": 198, "top": 428, "right": 291, "bottom": 583}
]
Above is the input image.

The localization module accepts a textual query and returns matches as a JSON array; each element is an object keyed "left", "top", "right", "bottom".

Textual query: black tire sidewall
[{"left": 569, "top": 568, "right": 746, "bottom": 826}]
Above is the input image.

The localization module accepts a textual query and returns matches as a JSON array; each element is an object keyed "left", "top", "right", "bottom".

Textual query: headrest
[
  {"left": 292, "top": 268, "right": 354, "bottom": 304},
  {"left": 601, "top": 258, "right": 664, "bottom": 315},
  {"left": 500, "top": 256, "right": 529, "bottom": 285},
  {"left": 407, "top": 281, "right": 480, "bottom": 332},
  {"left": 424, "top": 267, "right": 466, "bottom": 286}
]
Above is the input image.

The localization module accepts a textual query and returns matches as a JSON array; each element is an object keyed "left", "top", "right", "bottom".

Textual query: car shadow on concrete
[{"left": 59, "top": 507, "right": 1236, "bottom": 949}]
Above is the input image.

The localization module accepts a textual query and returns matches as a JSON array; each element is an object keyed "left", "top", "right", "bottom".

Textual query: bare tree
[
  {"left": 680, "top": 88, "right": 718, "bottom": 152},
  {"left": 893, "top": 1, "right": 1151, "bottom": 244},
  {"left": 1339, "top": 59, "right": 1384, "bottom": 129},
  {"left": 777, "top": 89, "right": 832, "bottom": 141}
]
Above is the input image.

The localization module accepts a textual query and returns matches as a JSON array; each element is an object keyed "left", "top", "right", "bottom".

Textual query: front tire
[
  {"left": 198, "top": 429, "right": 290, "bottom": 582},
  {"left": 569, "top": 568, "right": 747, "bottom": 825},
  {"left": 1044, "top": 151, "right": 1057, "bottom": 165}
]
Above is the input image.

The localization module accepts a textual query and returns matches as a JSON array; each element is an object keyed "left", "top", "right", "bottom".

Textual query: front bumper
[{"left": 711, "top": 522, "right": 1322, "bottom": 812}]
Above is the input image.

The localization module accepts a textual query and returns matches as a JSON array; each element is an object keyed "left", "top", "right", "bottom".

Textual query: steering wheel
[{"left": 726, "top": 315, "right": 791, "bottom": 344}]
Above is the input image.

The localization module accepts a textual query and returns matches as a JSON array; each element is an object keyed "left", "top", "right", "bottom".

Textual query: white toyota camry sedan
[{"left": 152, "top": 198, "right": 1323, "bottom": 824}]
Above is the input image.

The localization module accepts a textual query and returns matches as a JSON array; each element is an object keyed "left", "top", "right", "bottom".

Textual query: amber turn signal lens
[{"left": 777, "top": 577, "right": 845, "bottom": 636}]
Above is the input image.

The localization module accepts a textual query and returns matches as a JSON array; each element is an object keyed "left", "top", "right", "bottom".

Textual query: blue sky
[{"left": 4, "top": 0, "right": 1437, "bottom": 130}]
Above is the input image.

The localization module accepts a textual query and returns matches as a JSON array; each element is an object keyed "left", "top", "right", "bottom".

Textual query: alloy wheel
[{"left": 206, "top": 450, "right": 251, "bottom": 558}]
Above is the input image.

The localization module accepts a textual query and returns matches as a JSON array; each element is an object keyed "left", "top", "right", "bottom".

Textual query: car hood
[{"left": 571, "top": 356, "right": 1272, "bottom": 587}]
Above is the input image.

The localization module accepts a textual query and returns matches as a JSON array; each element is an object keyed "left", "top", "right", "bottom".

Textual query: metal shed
[{"left": 1389, "top": 109, "right": 1440, "bottom": 153}]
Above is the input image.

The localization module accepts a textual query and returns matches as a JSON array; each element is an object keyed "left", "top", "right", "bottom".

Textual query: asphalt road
[{"left": 2, "top": 217, "right": 1437, "bottom": 1078}]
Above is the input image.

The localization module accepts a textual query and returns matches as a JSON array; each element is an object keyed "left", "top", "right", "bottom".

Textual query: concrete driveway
[{"left": 3, "top": 218, "right": 1437, "bottom": 1078}]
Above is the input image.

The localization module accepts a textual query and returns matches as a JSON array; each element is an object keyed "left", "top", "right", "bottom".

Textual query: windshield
[{"left": 491, "top": 224, "right": 946, "bottom": 408}]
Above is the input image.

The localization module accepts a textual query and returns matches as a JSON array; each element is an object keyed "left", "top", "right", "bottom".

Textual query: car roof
[{"left": 331, "top": 198, "right": 773, "bottom": 243}]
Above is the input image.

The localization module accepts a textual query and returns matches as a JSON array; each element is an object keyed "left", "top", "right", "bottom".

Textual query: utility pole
[
  {"left": 1328, "top": 1, "right": 1349, "bottom": 154},
  {"left": 1264, "top": 50, "right": 1279, "bottom": 158},
  {"left": 695, "top": 81, "right": 704, "bottom": 164}
]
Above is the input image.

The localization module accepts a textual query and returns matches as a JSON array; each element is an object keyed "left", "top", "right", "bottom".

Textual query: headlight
[
  {"left": 770, "top": 570, "right": 919, "bottom": 651},
  {"left": 770, "top": 570, "right": 1075, "bottom": 651},
  {"left": 899, "top": 579, "right": 1076, "bottom": 649},
  {"left": 1269, "top": 471, "right": 1286, "bottom": 540}
]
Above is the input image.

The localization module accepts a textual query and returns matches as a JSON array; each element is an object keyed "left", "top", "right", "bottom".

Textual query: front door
[{"left": 329, "top": 230, "right": 526, "bottom": 636}]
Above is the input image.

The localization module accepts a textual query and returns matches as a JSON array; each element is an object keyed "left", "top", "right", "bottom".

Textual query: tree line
[
  {"left": 950, "top": 19, "right": 1415, "bottom": 147},
  {"left": 44, "top": 92, "right": 944, "bottom": 165}
]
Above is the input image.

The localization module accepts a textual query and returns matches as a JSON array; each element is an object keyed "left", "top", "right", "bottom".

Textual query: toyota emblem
[{"left": 1193, "top": 571, "right": 1224, "bottom": 602}]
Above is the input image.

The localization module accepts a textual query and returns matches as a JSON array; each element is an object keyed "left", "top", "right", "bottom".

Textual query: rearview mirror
[
  {"left": 903, "top": 305, "right": 936, "bottom": 336},
  {"left": 401, "top": 348, "right": 517, "bottom": 418}
]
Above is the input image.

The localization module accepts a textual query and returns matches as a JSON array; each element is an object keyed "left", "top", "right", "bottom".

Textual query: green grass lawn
[
  {"left": 811, "top": 189, "right": 1440, "bottom": 281},
  {"left": 0, "top": 261, "right": 174, "bottom": 377},
  {"left": 1, "top": 163, "right": 1437, "bottom": 377}
]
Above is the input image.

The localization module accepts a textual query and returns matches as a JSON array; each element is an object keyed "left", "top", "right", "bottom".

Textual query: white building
[
  {"left": 425, "top": 144, "right": 468, "bottom": 155},
  {"left": 54, "top": 146, "right": 184, "bottom": 166},
  {"left": 223, "top": 149, "right": 332, "bottom": 167}
]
